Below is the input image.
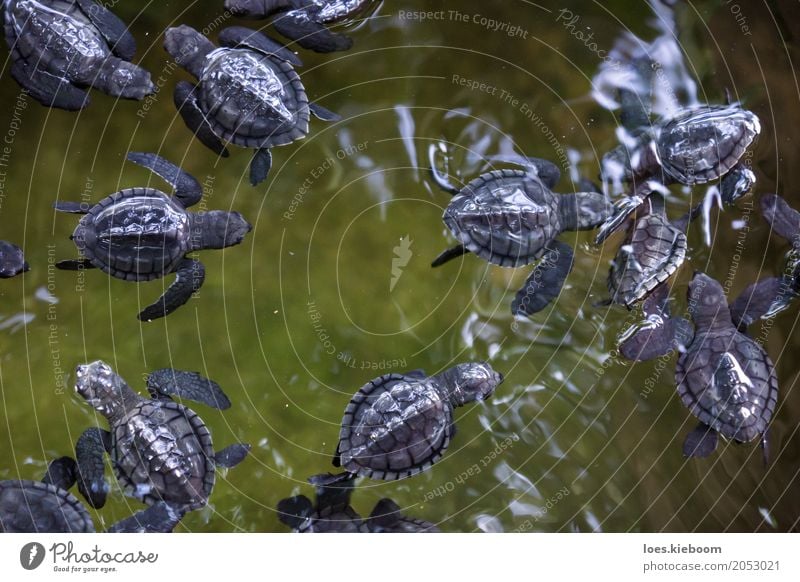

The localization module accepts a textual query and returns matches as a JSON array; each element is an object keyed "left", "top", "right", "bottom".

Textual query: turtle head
[
  {"left": 560, "top": 192, "right": 614, "bottom": 231},
  {"left": 99, "top": 61, "right": 156, "bottom": 101},
  {"left": 439, "top": 362, "right": 504, "bottom": 407},
  {"left": 687, "top": 272, "right": 731, "bottom": 328},
  {"left": 75, "top": 361, "right": 133, "bottom": 420},
  {"left": 191, "top": 211, "right": 252, "bottom": 250}
]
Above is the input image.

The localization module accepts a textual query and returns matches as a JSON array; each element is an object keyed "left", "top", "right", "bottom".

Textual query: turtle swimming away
[
  {"left": 430, "top": 149, "right": 612, "bottom": 317},
  {"left": 223, "top": 0, "right": 377, "bottom": 52},
  {"left": 54, "top": 152, "right": 252, "bottom": 321},
  {"left": 163, "top": 24, "right": 339, "bottom": 186},
  {"left": 3, "top": 0, "right": 154, "bottom": 109},
  {"left": 0, "top": 240, "right": 28, "bottom": 278},
  {"left": 72, "top": 361, "right": 250, "bottom": 513}
]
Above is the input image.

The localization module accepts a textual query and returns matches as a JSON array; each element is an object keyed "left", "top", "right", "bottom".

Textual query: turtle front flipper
[
  {"left": 761, "top": 194, "right": 800, "bottom": 242},
  {"left": 250, "top": 148, "right": 273, "bottom": 186},
  {"left": 366, "top": 498, "right": 403, "bottom": 532},
  {"left": 720, "top": 164, "right": 755, "bottom": 206},
  {"left": 53, "top": 201, "right": 91, "bottom": 214},
  {"left": 42, "top": 457, "right": 78, "bottom": 490},
  {"left": 75, "top": 427, "right": 111, "bottom": 508},
  {"left": 75, "top": 0, "right": 137, "bottom": 60},
  {"left": 729, "top": 276, "right": 792, "bottom": 331},
  {"left": 56, "top": 259, "right": 96, "bottom": 270},
  {"left": 126, "top": 152, "right": 203, "bottom": 208},
  {"left": 0, "top": 241, "right": 29, "bottom": 278},
  {"left": 309, "top": 103, "right": 341, "bottom": 121},
  {"left": 224, "top": 0, "right": 292, "bottom": 18},
  {"left": 511, "top": 240, "right": 574, "bottom": 317},
  {"left": 310, "top": 471, "right": 356, "bottom": 514},
  {"left": 164, "top": 25, "right": 217, "bottom": 79},
  {"left": 214, "top": 443, "right": 251, "bottom": 468},
  {"left": 218, "top": 26, "right": 302, "bottom": 66},
  {"left": 431, "top": 244, "right": 468, "bottom": 268},
  {"left": 594, "top": 194, "right": 645, "bottom": 244},
  {"left": 107, "top": 502, "right": 185, "bottom": 533},
  {"left": 146, "top": 368, "right": 231, "bottom": 409},
  {"left": 683, "top": 423, "right": 719, "bottom": 458},
  {"left": 618, "top": 283, "right": 693, "bottom": 361},
  {"left": 308, "top": 472, "right": 354, "bottom": 486},
  {"left": 11, "top": 60, "right": 90, "bottom": 111},
  {"left": 428, "top": 143, "right": 461, "bottom": 194},
  {"left": 488, "top": 155, "right": 561, "bottom": 189},
  {"left": 138, "top": 258, "right": 205, "bottom": 321},
  {"left": 174, "top": 82, "right": 230, "bottom": 157},
  {"left": 273, "top": 10, "right": 354, "bottom": 53},
  {"left": 277, "top": 495, "right": 314, "bottom": 530}
]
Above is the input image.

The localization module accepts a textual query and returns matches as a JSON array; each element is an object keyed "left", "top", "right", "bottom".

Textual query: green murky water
[{"left": 1, "top": 0, "right": 799, "bottom": 532}]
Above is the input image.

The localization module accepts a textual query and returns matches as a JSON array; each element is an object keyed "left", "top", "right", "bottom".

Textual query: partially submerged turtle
[
  {"left": 164, "top": 25, "right": 339, "bottom": 186},
  {"left": 1, "top": 457, "right": 182, "bottom": 532},
  {"left": 430, "top": 153, "right": 613, "bottom": 316},
  {"left": 73, "top": 361, "right": 250, "bottom": 512},
  {"left": 277, "top": 475, "right": 438, "bottom": 532},
  {"left": 0, "top": 240, "right": 28, "bottom": 278},
  {"left": 54, "top": 152, "right": 252, "bottom": 321},
  {"left": 315, "top": 362, "right": 503, "bottom": 484},
  {"left": 3, "top": 0, "right": 154, "bottom": 109},
  {"left": 224, "top": 0, "right": 377, "bottom": 52}
]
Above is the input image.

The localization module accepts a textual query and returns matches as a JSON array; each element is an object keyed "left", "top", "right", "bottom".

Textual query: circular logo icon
[{"left": 20, "top": 542, "right": 46, "bottom": 570}]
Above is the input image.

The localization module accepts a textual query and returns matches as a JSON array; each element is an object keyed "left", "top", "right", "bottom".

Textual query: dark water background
[{"left": 1, "top": 0, "right": 799, "bottom": 532}]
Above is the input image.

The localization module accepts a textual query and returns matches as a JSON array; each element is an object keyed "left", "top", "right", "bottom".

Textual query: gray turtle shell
[
  {"left": 0, "top": 480, "right": 95, "bottom": 533},
  {"left": 5, "top": 0, "right": 109, "bottom": 81},
  {"left": 337, "top": 373, "right": 454, "bottom": 480},
  {"left": 74, "top": 188, "right": 191, "bottom": 281},
  {"left": 198, "top": 47, "right": 309, "bottom": 149},
  {"left": 443, "top": 169, "right": 562, "bottom": 268},
  {"left": 657, "top": 105, "right": 760, "bottom": 185},
  {"left": 676, "top": 330, "right": 777, "bottom": 443},
  {"left": 111, "top": 399, "right": 215, "bottom": 510},
  {"left": 608, "top": 211, "right": 686, "bottom": 306}
]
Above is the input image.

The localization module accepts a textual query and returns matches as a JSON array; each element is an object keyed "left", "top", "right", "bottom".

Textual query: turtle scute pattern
[{"left": 0, "top": 480, "right": 94, "bottom": 533}]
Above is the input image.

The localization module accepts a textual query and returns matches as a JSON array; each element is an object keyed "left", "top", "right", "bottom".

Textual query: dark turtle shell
[
  {"left": 443, "top": 169, "right": 561, "bottom": 268},
  {"left": 5, "top": 0, "right": 109, "bottom": 80},
  {"left": 336, "top": 373, "right": 454, "bottom": 480},
  {"left": 74, "top": 188, "right": 191, "bottom": 281},
  {"left": 111, "top": 399, "right": 215, "bottom": 510},
  {"left": 0, "top": 480, "right": 95, "bottom": 533},
  {"left": 608, "top": 210, "right": 686, "bottom": 306},
  {"left": 676, "top": 331, "right": 777, "bottom": 443},
  {"left": 657, "top": 105, "right": 760, "bottom": 185},
  {"left": 313, "top": 0, "right": 375, "bottom": 23},
  {"left": 199, "top": 47, "right": 309, "bottom": 149}
]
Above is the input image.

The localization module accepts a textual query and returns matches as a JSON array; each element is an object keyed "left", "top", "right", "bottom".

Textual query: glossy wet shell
[
  {"left": 337, "top": 373, "right": 454, "bottom": 480},
  {"left": 676, "top": 330, "right": 777, "bottom": 443},
  {"left": 443, "top": 169, "right": 561, "bottom": 268},
  {"left": 111, "top": 399, "right": 215, "bottom": 510},
  {"left": 199, "top": 47, "right": 309, "bottom": 149},
  {"left": 4, "top": 0, "right": 109, "bottom": 80},
  {"left": 608, "top": 212, "right": 687, "bottom": 306},
  {"left": 314, "top": 0, "right": 374, "bottom": 23},
  {"left": 74, "top": 188, "right": 191, "bottom": 281},
  {"left": 657, "top": 106, "right": 760, "bottom": 184},
  {"left": 0, "top": 480, "right": 94, "bottom": 533}
]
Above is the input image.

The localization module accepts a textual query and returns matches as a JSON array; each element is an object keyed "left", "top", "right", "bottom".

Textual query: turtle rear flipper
[
  {"left": 683, "top": 423, "right": 718, "bottom": 458},
  {"left": 277, "top": 495, "right": 314, "bottom": 530},
  {"left": 11, "top": 60, "right": 89, "bottom": 111},
  {"left": 146, "top": 368, "right": 231, "bottom": 409},
  {"left": 174, "top": 82, "right": 230, "bottom": 158},
  {"left": 107, "top": 502, "right": 185, "bottom": 533},
  {"left": 274, "top": 11, "right": 353, "bottom": 53},
  {"left": 250, "top": 148, "right": 273, "bottom": 186},
  {"left": 42, "top": 457, "right": 78, "bottom": 490},
  {"left": 75, "top": 0, "right": 137, "bottom": 60},
  {"left": 761, "top": 194, "right": 800, "bottom": 242},
  {"left": 127, "top": 152, "right": 203, "bottom": 208},
  {"left": 218, "top": 26, "right": 302, "bottom": 66},
  {"left": 75, "top": 427, "right": 111, "bottom": 508},
  {"left": 138, "top": 258, "right": 205, "bottom": 321},
  {"left": 512, "top": 240, "right": 574, "bottom": 317},
  {"left": 309, "top": 103, "right": 340, "bottom": 121},
  {"left": 431, "top": 244, "right": 468, "bottom": 268},
  {"left": 164, "top": 25, "right": 217, "bottom": 78},
  {"left": 214, "top": 443, "right": 251, "bottom": 468}
]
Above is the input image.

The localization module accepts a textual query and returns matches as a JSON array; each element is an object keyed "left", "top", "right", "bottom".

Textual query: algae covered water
[{"left": 1, "top": 0, "right": 799, "bottom": 532}]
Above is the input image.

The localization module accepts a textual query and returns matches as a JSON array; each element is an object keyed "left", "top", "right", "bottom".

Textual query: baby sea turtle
[
  {"left": 54, "top": 152, "right": 251, "bottom": 321},
  {"left": 1, "top": 457, "right": 181, "bottom": 532},
  {"left": 164, "top": 25, "right": 339, "bottom": 186},
  {"left": 315, "top": 363, "right": 503, "bottom": 484},
  {"left": 430, "top": 152, "right": 613, "bottom": 316},
  {"left": 3, "top": 0, "right": 154, "bottom": 110},
  {"left": 223, "top": 0, "right": 376, "bottom": 52},
  {"left": 73, "top": 361, "right": 250, "bottom": 512},
  {"left": 0, "top": 240, "right": 28, "bottom": 278}
]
